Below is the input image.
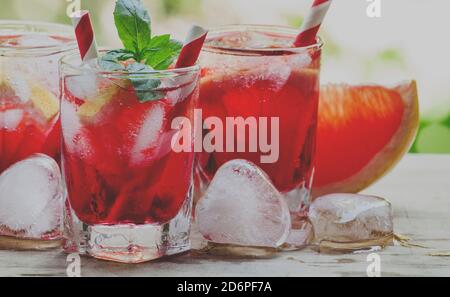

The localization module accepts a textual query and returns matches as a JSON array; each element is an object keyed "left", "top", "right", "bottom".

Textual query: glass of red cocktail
[
  {"left": 0, "top": 21, "right": 75, "bottom": 248},
  {"left": 0, "top": 21, "right": 75, "bottom": 172},
  {"left": 60, "top": 51, "right": 200, "bottom": 263},
  {"left": 196, "top": 25, "right": 322, "bottom": 246}
]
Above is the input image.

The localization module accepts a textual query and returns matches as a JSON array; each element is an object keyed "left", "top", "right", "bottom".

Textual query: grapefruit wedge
[{"left": 313, "top": 80, "right": 419, "bottom": 197}]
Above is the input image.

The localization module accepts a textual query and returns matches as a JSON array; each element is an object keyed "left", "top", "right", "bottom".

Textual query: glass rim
[
  {"left": 0, "top": 20, "right": 77, "bottom": 55},
  {"left": 202, "top": 24, "right": 323, "bottom": 55},
  {"left": 60, "top": 50, "right": 200, "bottom": 79}
]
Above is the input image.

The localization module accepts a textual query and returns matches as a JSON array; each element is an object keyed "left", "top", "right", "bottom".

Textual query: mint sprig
[
  {"left": 100, "top": 0, "right": 182, "bottom": 102},
  {"left": 113, "top": 0, "right": 151, "bottom": 59},
  {"left": 98, "top": 49, "right": 134, "bottom": 71},
  {"left": 143, "top": 34, "right": 183, "bottom": 70},
  {"left": 126, "top": 63, "right": 164, "bottom": 102}
]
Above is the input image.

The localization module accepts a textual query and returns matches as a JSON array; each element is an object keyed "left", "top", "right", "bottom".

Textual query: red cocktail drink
[
  {"left": 197, "top": 26, "right": 322, "bottom": 216},
  {"left": 61, "top": 52, "right": 200, "bottom": 262},
  {"left": 62, "top": 0, "right": 205, "bottom": 263},
  {"left": 0, "top": 23, "right": 75, "bottom": 174},
  {"left": 62, "top": 77, "right": 198, "bottom": 225},
  {"left": 0, "top": 22, "right": 75, "bottom": 250}
]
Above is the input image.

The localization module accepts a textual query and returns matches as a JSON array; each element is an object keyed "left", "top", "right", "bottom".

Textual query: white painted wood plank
[{"left": 0, "top": 154, "right": 449, "bottom": 277}]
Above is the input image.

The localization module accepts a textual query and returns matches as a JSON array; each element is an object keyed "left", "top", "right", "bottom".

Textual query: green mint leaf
[
  {"left": 143, "top": 37, "right": 182, "bottom": 70},
  {"left": 155, "top": 39, "right": 182, "bottom": 69},
  {"left": 126, "top": 62, "right": 164, "bottom": 102},
  {"left": 99, "top": 49, "right": 134, "bottom": 71},
  {"left": 106, "top": 0, "right": 183, "bottom": 102},
  {"left": 148, "top": 34, "right": 171, "bottom": 48},
  {"left": 140, "top": 34, "right": 171, "bottom": 65},
  {"left": 114, "top": 0, "right": 152, "bottom": 58}
]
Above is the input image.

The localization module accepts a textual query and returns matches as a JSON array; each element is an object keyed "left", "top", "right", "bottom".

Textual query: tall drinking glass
[
  {"left": 60, "top": 51, "right": 200, "bottom": 263},
  {"left": 196, "top": 25, "right": 322, "bottom": 247},
  {"left": 0, "top": 21, "right": 75, "bottom": 249}
]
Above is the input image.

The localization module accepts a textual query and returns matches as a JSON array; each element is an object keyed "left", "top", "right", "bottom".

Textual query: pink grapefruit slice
[{"left": 313, "top": 81, "right": 419, "bottom": 196}]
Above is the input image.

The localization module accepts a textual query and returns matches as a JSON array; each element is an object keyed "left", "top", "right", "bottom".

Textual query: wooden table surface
[{"left": 1, "top": 154, "right": 449, "bottom": 277}]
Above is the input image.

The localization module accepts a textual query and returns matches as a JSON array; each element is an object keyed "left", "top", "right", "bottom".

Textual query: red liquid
[
  {"left": 0, "top": 80, "right": 60, "bottom": 174},
  {"left": 197, "top": 33, "right": 320, "bottom": 193},
  {"left": 62, "top": 79, "right": 198, "bottom": 225},
  {"left": 0, "top": 33, "right": 73, "bottom": 173},
  {"left": 0, "top": 102, "right": 60, "bottom": 173}
]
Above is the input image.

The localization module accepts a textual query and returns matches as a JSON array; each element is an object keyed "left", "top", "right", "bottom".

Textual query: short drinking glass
[
  {"left": 196, "top": 25, "right": 322, "bottom": 247},
  {"left": 60, "top": 52, "right": 200, "bottom": 263},
  {"left": 0, "top": 21, "right": 75, "bottom": 249}
]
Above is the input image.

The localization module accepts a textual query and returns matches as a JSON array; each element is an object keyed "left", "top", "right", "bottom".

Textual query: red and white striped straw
[
  {"left": 294, "top": 0, "right": 332, "bottom": 47},
  {"left": 70, "top": 10, "right": 98, "bottom": 62},
  {"left": 175, "top": 25, "right": 208, "bottom": 68}
]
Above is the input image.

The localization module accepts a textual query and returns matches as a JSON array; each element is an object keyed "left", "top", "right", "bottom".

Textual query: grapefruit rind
[{"left": 313, "top": 80, "right": 419, "bottom": 197}]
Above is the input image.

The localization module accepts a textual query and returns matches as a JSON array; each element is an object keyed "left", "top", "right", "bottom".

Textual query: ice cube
[
  {"left": 2, "top": 109, "right": 24, "bottom": 130},
  {"left": 130, "top": 102, "right": 167, "bottom": 165},
  {"left": 6, "top": 74, "right": 31, "bottom": 103},
  {"left": 60, "top": 100, "right": 92, "bottom": 158},
  {"left": 289, "top": 52, "right": 313, "bottom": 69},
  {"left": 0, "top": 154, "right": 64, "bottom": 239},
  {"left": 196, "top": 160, "right": 291, "bottom": 248},
  {"left": 242, "top": 31, "right": 278, "bottom": 49},
  {"left": 159, "top": 78, "right": 180, "bottom": 105},
  {"left": 65, "top": 72, "right": 98, "bottom": 100},
  {"left": 60, "top": 100, "right": 79, "bottom": 148},
  {"left": 163, "top": 76, "right": 198, "bottom": 106},
  {"left": 265, "top": 62, "right": 292, "bottom": 91},
  {"left": 209, "top": 31, "right": 293, "bottom": 50},
  {"left": 309, "top": 194, "right": 394, "bottom": 252}
]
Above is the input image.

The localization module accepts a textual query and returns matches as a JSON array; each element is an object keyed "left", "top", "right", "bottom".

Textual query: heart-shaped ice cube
[
  {"left": 0, "top": 154, "right": 63, "bottom": 239},
  {"left": 196, "top": 159, "right": 291, "bottom": 248}
]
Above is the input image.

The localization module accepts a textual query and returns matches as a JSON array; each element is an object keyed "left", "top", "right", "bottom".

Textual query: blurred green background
[{"left": 1, "top": 0, "right": 449, "bottom": 154}]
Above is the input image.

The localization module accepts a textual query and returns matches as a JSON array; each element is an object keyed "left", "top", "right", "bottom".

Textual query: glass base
[
  {"left": 64, "top": 189, "right": 193, "bottom": 263},
  {"left": 283, "top": 183, "right": 311, "bottom": 213},
  {"left": 282, "top": 185, "right": 313, "bottom": 249},
  {"left": 0, "top": 235, "right": 62, "bottom": 250},
  {"left": 84, "top": 224, "right": 190, "bottom": 263},
  {"left": 282, "top": 218, "right": 313, "bottom": 250}
]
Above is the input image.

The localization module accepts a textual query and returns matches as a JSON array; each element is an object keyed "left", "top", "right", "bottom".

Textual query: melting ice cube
[
  {"left": 309, "top": 194, "right": 394, "bottom": 252},
  {"left": 130, "top": 102, "right": 167, "bottom": 165},
  {"left": 168, "top": 71, "right": 200, "bottom": 105},
  {"left": 60, "top": 100, "right": 93, "bottom": 159},
  {"left": 196, "top": 160, "right": 291, "bottom": 248},
  {"left": 3, "top": 74, "right": 31, "bottom": 103},
  {"left": 0, "top": 154, "right": 64, "bottom": 239},
  {"left": 65, "top": 72, "right": 98, "bottom": 101},
  {"left": 208, "top": 31, "right": 293, "bottom": 50},
  {"left": 2, "top": 109, "right": 24, "bottom": 130}
]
